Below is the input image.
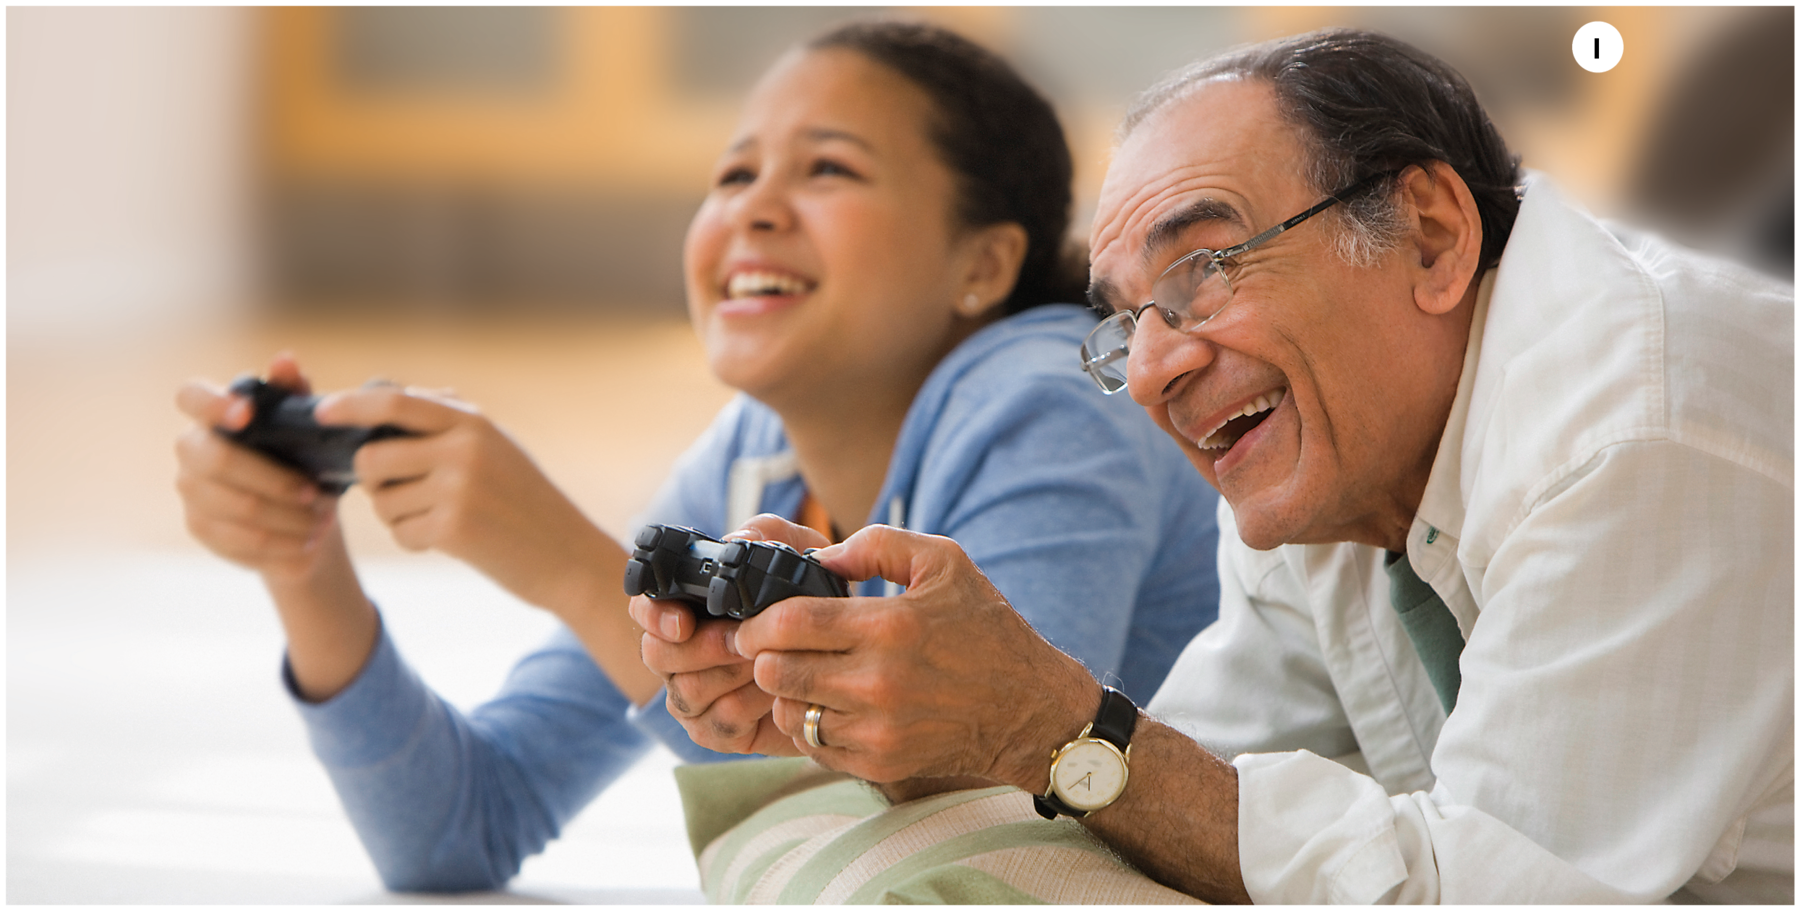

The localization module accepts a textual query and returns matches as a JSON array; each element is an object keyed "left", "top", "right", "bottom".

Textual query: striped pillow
[{"left": 676, "top": 757, "right": 1202, "bottom": 904}]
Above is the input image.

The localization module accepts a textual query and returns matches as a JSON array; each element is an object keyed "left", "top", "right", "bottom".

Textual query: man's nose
[{"left": 1126, "top": 308, "right": 1216, "bottom": 405}]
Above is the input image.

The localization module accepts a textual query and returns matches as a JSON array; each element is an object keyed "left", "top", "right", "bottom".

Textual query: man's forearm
[{"left": 1079, "top": 721, "right": 1251, "bottom": 904}]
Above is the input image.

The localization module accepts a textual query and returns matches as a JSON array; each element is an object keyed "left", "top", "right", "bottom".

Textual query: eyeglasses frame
[{"left": 1080, "top": 169, "right": 1400, "bottom": 394}]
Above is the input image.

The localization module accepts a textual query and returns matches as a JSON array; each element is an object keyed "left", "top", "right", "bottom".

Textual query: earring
[{"left": 962, "top": 293, "right": 982, "bottom": 315}]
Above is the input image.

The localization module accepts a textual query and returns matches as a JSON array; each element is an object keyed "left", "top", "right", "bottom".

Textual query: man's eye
[{"left": 717, "top": 167, "right": 755, "bottom": 187}]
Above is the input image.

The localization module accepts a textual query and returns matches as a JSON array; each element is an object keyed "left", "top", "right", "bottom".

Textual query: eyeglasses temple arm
[{"left": 1214, "top": 170, "right": 1397, "bottom": 261}]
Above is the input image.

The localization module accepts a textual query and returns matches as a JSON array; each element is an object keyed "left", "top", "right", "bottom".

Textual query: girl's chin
[{"left": 706, "top": 344, "right": 789, "bottom": 397}]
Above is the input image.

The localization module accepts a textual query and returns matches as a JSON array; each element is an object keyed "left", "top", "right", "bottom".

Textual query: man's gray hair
[{"left": 1123, "top": 28, "right": 1523, "bottom": 272}]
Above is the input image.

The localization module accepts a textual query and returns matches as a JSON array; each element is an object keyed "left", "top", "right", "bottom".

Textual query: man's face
[{"left": 1089, "top": 77, "right": 1449, "bottom": 551}]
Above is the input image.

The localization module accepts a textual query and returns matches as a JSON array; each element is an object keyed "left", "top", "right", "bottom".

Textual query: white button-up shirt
[{"left": 1147, "top": 176, "right": 1794, "bottom": 903}]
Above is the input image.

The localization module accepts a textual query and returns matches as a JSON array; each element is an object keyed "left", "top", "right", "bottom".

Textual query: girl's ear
[{"left": 957, "top": 222, "right": 1029, "bottom": 317}]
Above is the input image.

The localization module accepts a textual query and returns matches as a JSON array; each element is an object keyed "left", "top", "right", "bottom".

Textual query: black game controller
[
  {"left": 622, "top": 524, "right": 850, "bottom": 620},
  {"left": 222, "top": 375, "right": 413, "bottom": 494}
]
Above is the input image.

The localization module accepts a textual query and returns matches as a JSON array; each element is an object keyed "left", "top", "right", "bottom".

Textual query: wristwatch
[{"left": 1033, "top": 685, "right": 1138, "bottom": 819}]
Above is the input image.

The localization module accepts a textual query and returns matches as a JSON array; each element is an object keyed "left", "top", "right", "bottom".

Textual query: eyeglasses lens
[
  {"left": 1080, "top": 310, "right": 1134, "bottom": 394},
  {"left": 1080, "top": 251, "right": 1233, "bottom": 395},
  {"left": 1153, "top": 251, "right": 1230, "bottom": 330}
]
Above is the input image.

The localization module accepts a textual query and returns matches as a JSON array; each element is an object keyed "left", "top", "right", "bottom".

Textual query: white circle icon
[{"left": 1573, "top": 21, "right": 1623, "bottom": 73}]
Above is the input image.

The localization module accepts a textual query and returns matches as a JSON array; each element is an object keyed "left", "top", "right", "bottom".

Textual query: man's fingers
[
  {"left": 664, "top": 661, "right": 757, "bottom": 716},
  {"left": 733, "top": 595, "right": 863, "bottom": 657},
  {"left": 734, "top": 513, "right": 831, "bottom": 551},
  {"left": 749, "top": 715, "right": 805, "bottom": 758},
  {"left": 746, "top": 641, "right": 868, "bottom": 710},
  {"left": 809, "top": 524, "right": 960, "bottom": 589},
  {"left": 642, "top": 619, "right": 746, "bottom": 676},
  {"left": 630, "top": 596, "right": 696, "bottom": 643}
]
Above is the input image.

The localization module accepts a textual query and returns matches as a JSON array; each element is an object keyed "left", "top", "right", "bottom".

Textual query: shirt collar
[{"left": 1404, "top": 268, "right": 1494, "bottom": 626}]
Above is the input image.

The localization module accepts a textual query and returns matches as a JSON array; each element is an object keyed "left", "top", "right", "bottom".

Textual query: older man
[{"left": 637, "top": 29, "right": 1792, "bottom": 903}]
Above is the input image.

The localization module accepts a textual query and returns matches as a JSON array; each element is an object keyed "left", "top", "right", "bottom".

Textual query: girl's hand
[
  {"left": 174, "top": 354, "right": 341, "bottom": 585},
  {"left": 314, "top": 385, "right": 608, "bottom": 612}
]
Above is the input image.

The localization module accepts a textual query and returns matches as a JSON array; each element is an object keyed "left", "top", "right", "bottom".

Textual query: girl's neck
[
  {"left": 778, "top": 382, "right": 913, "bottom": 536},
  {"left": 762, "top": 308, "right": 999, "bottom": 534}
]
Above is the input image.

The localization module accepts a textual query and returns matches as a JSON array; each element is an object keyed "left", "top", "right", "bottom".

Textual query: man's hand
[
  {"left": 733, "top": 524, "right": 1099, "bottom": 790},
  {"left": 630, "top": 516, "right": 831, "bottom": 756}
]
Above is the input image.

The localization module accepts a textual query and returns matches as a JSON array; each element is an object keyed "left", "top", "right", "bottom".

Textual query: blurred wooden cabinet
[{"left": 260, "top": 7, "right": 733, "bottom": 312}]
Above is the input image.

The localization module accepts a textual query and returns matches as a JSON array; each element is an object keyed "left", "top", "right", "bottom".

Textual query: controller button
[
  {"left": 622, "top": 560, "right": 649, "bottom": 596},
  {"left": 707, "top": 576, "right": 737, "bottom": 617}
]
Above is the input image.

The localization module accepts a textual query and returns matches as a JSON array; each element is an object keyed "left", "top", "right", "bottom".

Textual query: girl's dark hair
[
  {"left": 1125, "top": 28, "right": 1524, "bottom": 272},
  {"left": 809, "top": 20, "right": 1085, "bottom": 313}
]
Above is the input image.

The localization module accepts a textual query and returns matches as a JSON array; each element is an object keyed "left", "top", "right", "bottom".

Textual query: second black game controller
[
  {"left": 222, "top": 375, "right": 413, "bottom": 494},
  {"left": 622, "top": 524, "right": 850, "bottom": 620}
]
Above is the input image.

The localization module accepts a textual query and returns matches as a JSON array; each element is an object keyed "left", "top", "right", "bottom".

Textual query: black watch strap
[
  {"left": 1034, "top": 686, "right": 1138, "bottom": 820},
  {"left": 1088, "top": 685, "right": 1138, "bottom": 750}
]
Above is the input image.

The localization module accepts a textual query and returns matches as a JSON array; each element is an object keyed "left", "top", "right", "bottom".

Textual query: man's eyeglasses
[{"left": 1079, "top": 171, "right": 1396, "bottom": 395}]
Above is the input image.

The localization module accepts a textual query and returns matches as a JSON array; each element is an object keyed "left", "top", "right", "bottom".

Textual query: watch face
[{"left": 1051, "top": 739, "right": 1127, "bottom": 812}]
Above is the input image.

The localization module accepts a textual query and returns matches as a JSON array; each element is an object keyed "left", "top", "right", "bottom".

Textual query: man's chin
[{"left": 1218, "top": 488, "right": 1304, "bottom": 551}]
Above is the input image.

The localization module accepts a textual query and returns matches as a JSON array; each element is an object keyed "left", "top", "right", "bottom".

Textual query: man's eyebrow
[
  {"left": 1087, "top": 278, "right": 1128, "bottom": 317},
  {"left": 1140, "top": 198, "right": 1245, "bottom": 271}
]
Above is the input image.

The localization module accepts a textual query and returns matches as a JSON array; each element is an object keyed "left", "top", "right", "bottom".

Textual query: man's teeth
[
  {"left": 1198, "top": 389, "right": 1286, "bottom": 451},
  {"left": 727, "top": 271, "right": 811, "bottom": 299}
]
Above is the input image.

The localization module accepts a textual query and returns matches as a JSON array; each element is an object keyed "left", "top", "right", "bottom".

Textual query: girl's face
[{"left": 684, "top": 48, "right": 991, "bottom": 411}]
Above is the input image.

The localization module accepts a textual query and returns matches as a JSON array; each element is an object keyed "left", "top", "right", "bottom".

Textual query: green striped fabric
[{"left": 676, "top": 757, "right": 1202, "bottom": 904}]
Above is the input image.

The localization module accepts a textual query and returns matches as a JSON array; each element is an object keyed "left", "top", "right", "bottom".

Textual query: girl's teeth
[{"left": 727, "top": 271, "right": 810, "bottom": 299}]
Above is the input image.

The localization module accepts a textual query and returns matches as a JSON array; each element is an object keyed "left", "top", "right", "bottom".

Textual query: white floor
[{"left": 8, "top": 551, "right": 706, "bottom": 904}]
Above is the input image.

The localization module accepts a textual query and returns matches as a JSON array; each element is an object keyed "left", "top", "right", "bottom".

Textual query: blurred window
[
  {"left": 337, "top": 7, "right": 558, "bottom": 94},
  {"left": 671, "top": 7, "right": 882, "bottom": 97},
  {"left": 1012, "top": 7, "right": 1245, "bottom": 107}
]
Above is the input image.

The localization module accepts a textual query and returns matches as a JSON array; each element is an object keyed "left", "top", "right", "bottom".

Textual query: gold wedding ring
[{"left": 803, "top": 703, "right": 826, "bottom": 749}]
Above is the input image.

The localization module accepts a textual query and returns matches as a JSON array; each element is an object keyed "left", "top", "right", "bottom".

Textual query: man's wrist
[{"left": 1000, "top": 673, "right": 1105, "bottom": 796}]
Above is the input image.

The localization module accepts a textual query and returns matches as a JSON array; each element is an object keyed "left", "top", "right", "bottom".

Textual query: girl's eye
[
  {"left": 717, "top": 166, "right": 755, "bottom": 187},
  {"left": 811, "top": 159, "right": 859, "bottom": 179}
]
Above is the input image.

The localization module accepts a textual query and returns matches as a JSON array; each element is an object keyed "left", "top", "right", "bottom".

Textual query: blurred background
[{"left": 9, "top": 5, "right": 1793, "bottom": 903}]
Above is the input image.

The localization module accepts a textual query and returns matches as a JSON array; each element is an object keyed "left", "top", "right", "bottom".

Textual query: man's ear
[
  {"left": 1400, "top": 162, "right": 1484, "bottom": 316},
  {"left": 955, "top": 222, "right": 1029, "bottom": 317}
]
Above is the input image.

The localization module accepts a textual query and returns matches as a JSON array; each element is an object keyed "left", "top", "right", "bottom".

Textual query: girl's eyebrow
[{"left": 727, "top": 127, "right": 875, "bottom": 156}]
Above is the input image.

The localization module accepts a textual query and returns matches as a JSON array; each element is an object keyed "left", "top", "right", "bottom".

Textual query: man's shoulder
[
  {"left": 1473, "top": 178, "right": 1791, "bottom": 472},
  {"left": 1456, "top": 177, "right": 1793, "bottom": 554}
]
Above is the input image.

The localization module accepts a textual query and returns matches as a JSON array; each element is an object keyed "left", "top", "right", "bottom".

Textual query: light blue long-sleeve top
[{"left": 286, "top": 304, "right": 1221, "bottom": 891}]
